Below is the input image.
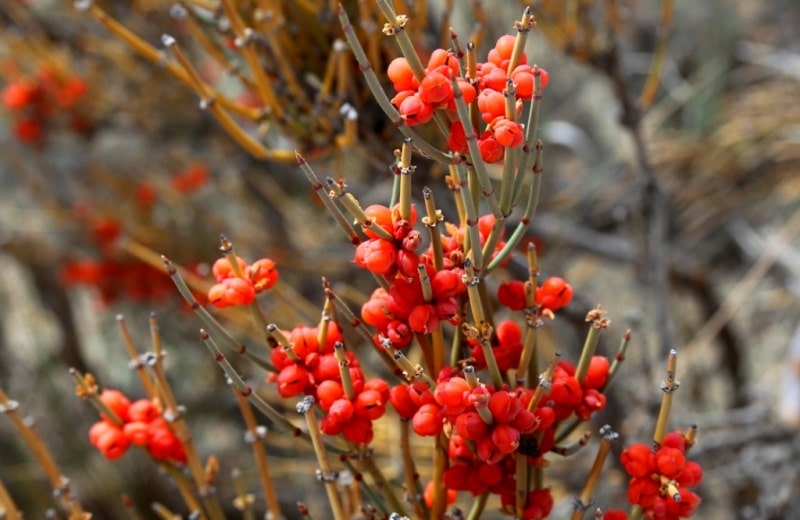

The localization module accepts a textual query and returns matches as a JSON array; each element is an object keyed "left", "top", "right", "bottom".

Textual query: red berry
[
  {"left": 99, "top": 389, "right": 131, "bottom": 424},
  {"left": 447, "top": 120, "right": 469, "bottom": 153},
  {"left": 426, "top": 49, "right": 458, "bottom": 75},
  {"left": 93, "top": 422, "right": 130, "bottom": 460},
  {"left": 412, "top": 403, "right": 443, "bottom": 436},
  {"left": 536, "top": 277, "right": 573, "bottom": 311},
  {"left": 511, "top": 64, "right": 535, "bottom": 100},
  {"left": 123, "top": 421, "right": 150, "bottom": 446},
  {"left": 247, "top": 258, "right": 278, "bottom": 292},
  {"left": 328, "top": 398, "right": 354, "bottom": 424},
  {"left": 354, "top": 238, "right": 398, "bottom": 275},
  {"left": 389, "top": 384, "right": 419, "bottom": 419},
  {"left": 342, "top": 416, "right": 373, "bottom": 444},
  {"left": 478, "top": 132, "right": 504, "bottom": 163},
  {"left": 655, "top": 446, "right": 686, "bottom": 479},
  {"left": 208, "top": 277, "right": 256, "bottom": 307},
  {"left": 354, "top": 389, "right": 385, "bottom": 420},
  {"left": 477, "top": 89, "right": 506, "bottom": 124},
  {"left": 128, "top": 399, "right": 159, "bottom": 423},
  {"left": 493, "top": 118, "right": 525, "bottom": 148},
  {"left": 419, "top": 71, "right": 452, "bottom": 105},
  {"left": 454, "top": 410, "right": 490, "bottom": 441},
  {"left": 398, "top": 93, "right": 434, "bottom": 126},
  {"left": 498, "top": 280, "right": 527, "bottom": 310},
  {"left": 211, "top": 256, "right": 247, "bottom": 281},
  {"left": 423, "top": 480, "right": 457, "bottom": 509},
  {"left": 387, "top": 57, "right": 418, "bottom": 92},
  {"left": 583, "top": 356, "right": 610, "bottom": 390},
  {"left": 488, "top": 391, "right": 521, "bottom": 423},
  {"left": 678, "top": 460, "right": 704, "bottom": 487},
  {"left": 493, "top": 35, "right": 517, "bottom": 62},
  {"left": 621, "top": 443, "right": 655, "bottom": 478},
  {"left": 276, "top": 364, "right": 311, "bottom": 398},
  {"left": 434, "top": 377, "right": 470, "bottom": 408},
  {"left": 491, "top": 423, "right": 520, "bottom": 454},
  {"left": 408, "top": 304, "right": 439, "bottom": 334}
]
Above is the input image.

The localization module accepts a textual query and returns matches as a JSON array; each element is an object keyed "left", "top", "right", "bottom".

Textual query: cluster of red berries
[
  {"left": 497, "top": 276, "right": 574, "bottom": 314},
  {"left": 387, "top": 357, "right": 609, "bottom": 518},
  {"left": 60, "top": 214, "right": 199, "bottom": 305},
  {"left": 266, "top": 322, "right": 389, "bottom": 445},
  {"left": 207, "top": 255, "right": 278, "bottom": 308},
  {"left": 358, "top": 204, "right": 469, "bottom": 346},
  {"left": 1, "top": 64, "right": 89, "bottom": 143},
  {"left": 359, "top": 205, "right": 516, "bottom": 348},
  {"left": 387, "top": 35, "right": 549, "bottom": 163},
  {"left": 133, "top": 165, "right": 210, "bottom": 212},
  {"left": 620, "top": 432, "right": 703, "bottom": 519},
  {"left": 88, "top": 389, "right": 187, "bottom": 464}
]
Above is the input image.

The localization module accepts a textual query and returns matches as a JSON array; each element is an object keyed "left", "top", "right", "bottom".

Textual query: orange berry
[
  {"left": 419, "top": 71, "right": 453, "bottom": 105},
  {"left": 387, "top": 57, "right": 418, "bottom": 91},
  {"left": 398, "top": 93, "right": 434, "bottom": 126},
  {"left": 477, "top": 89, "right": 505, "bottom": 124},
  {"left": 493, "top": 118, "right": 524, "bottom": 148}
]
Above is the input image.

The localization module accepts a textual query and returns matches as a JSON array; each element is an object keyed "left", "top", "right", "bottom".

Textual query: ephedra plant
[{"left": 0, "top": 2, "right": 702, "bottom": 519}]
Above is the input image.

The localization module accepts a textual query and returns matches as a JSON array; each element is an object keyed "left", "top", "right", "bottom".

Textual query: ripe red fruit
[
  {"left": 621, "top": 443, "right": 655, "bottom": 478},
  {"left": 493, "top": 118, "right": 525, "bottom": 148},
  {"left": 655, "top": 446, "right": 686, "bottom": 479},
  {"left": 128, "top": 399, "right": 160, "bottom": 423},
  {"left": 389, "top": 384, "right": 419, "bottom": 419},
  {"left": 328, "top": 398, "right": 355, "bottom": 424},
  {"left": 354, "top": 238, "right": 397, "bottom": 275},
  {"left": 276, "top": 364, "right": 311, "bottom": 398},
  {"left": 583, "top": 356, "right": 610, "bottom": 390},
  {"left": 423, "top": 480, "right": 457, "bottom": 509},
  {"left": 477, "top": 89, "right": 506, "bottom": 123},
  {"left": 2, "top": 81, "right": 38, "bottom": 110},
  {"left": 342, "top": 416, "right": 374, "bottom": 444},
  {"left": 434, "top": 377, "right": 470, "bottom": 408},
  {"left": 419, "top": 71, "right": 453, "bottom": 105},
  {"left": 478, "top": 132, "right": 504, "bottom": 163},
  {"left": 489, "top": 34, "right": 517, "bottom": 62},
  {"left": 488, "top": 391, "right": 521, "bottom": 423},
  {"left": 387, "top": 57, "right": 418, "bottom": 92},
  {"left": 248, "top": 258, "right": 278, "bottom": 292},
  {"left": 354, "top": 389, "right": 385, "bottom": 420},
  {"left": 123, "top": 421, "right": 150, "bottom": 446},
  {"left": 413, "top": 403, "right": 443, "bottom": 436},
  {"left": 491, "top": 423, "right": 521, "bottom": 454},
  {"left": 536, "top": 277, "right": 573, "bottom": 311},
  {"left": 408, "top": 304, "right": 439, "bottom": 334},
  {"left": 398, "top": 93, "right": 434, "bottom": 126},
  {"left": 498, "top": 280, "right": 527, "bottom": 310},
  {"left": 99, "top": 389, "right": 131, "bottom": 424},
  {"left": 208, "top": 277, "right": 256, "bottom": 307},
  {"left": 212, "top": 256, "right": 247, "bottom": 281},
  {"left": 92, "top": 422, "right": 130, "bottom": 460},
  {"left": 447, "top": 121, "right": 469, "bottom": 153},
  {"left": 426, "top": 49, "right": 458, "bottom": 75},
  {"left": 511, "top": 64, "right": 535, "bottom": 99}
]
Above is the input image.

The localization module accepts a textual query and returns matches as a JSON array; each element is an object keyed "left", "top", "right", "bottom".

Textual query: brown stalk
[{"left": 0, "top": 386, "right": 89, "bottom": 519}]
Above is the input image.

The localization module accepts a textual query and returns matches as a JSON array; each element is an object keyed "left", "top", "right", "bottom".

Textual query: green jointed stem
[
  {"left": 603, "top": 329, "right": 632, "bottom": 392},
  {"left": 422, "top": 186, "right": 445, "bottom": 272},
  {"left": 337, "top": 6, "right": 451, "bottom": 164},
  {"left": 451, "top": 161, "right": 484, "bottom": 271},
  {"left": 487, "top": 139, "right": 543, "bottom": 273},
  {"left": 297, "top": 153, "right": 361, "bottom": 245}
]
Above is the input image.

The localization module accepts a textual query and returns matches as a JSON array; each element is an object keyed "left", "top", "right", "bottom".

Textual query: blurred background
[{"left": 1, "top": 0, "right": 799, "bottom": 518}]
